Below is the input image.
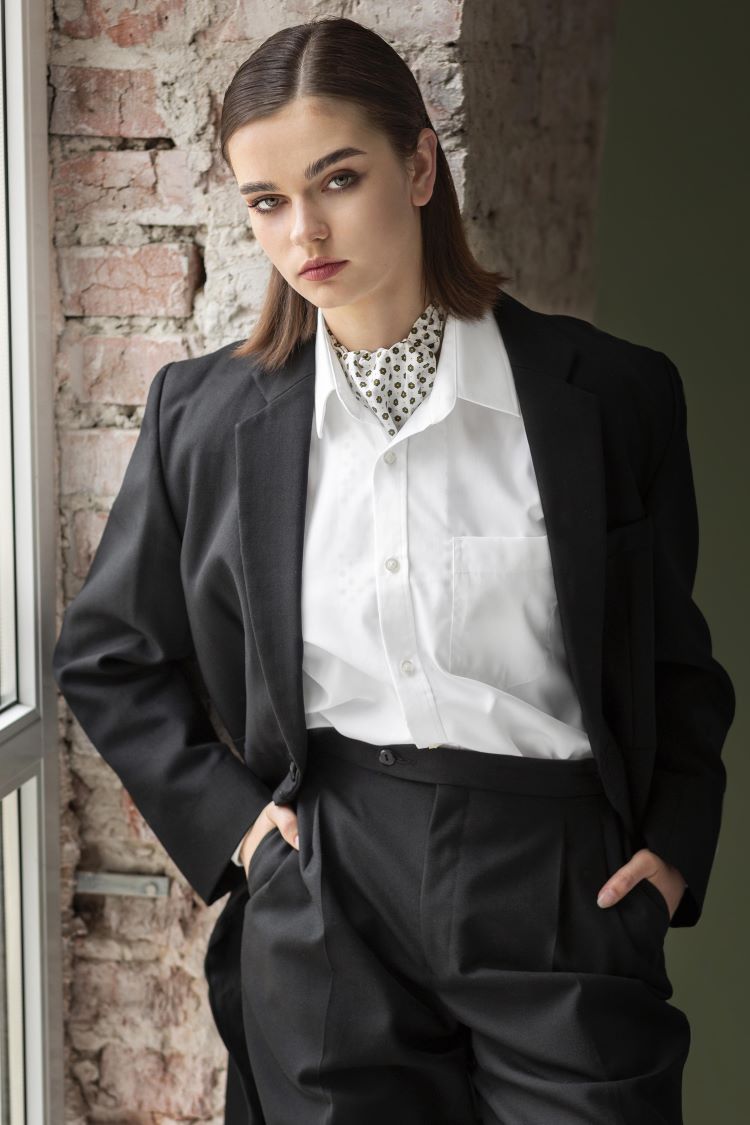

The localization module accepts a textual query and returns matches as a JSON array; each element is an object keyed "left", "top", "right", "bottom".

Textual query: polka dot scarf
[{"left": 325, "top": 302, "right": 446, "bottom": 437}]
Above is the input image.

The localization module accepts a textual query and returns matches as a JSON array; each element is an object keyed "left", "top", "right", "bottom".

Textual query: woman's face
[{"left": 226, "top": 95, "right": 436, "bottom": 320}]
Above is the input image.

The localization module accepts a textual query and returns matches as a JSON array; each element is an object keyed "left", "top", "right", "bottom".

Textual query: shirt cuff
[{"left": 231, "top": 825, "right": 253, "bottom": 867}]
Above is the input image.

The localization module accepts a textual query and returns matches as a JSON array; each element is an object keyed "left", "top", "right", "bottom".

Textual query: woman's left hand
[{"left": 596, "top": 848, "right": 687, "bottom": 921}]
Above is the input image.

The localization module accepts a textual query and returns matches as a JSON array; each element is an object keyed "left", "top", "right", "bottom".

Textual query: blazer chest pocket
[{"left": 449, "top": 535, "right": 556, "bottom": 691}]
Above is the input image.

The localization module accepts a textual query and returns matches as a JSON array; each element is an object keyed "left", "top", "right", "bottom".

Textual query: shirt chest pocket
[{"left": 449, "top": 535, "right": 557, "bottom": 690}]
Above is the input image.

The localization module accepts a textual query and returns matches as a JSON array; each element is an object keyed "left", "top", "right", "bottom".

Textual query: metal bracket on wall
[{"left": 74, "top": 871, "right": 170, "bottom": 898}]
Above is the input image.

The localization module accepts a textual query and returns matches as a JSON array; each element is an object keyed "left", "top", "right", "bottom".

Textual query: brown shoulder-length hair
[{"left": 220, "top": 15, "right": 513, "bottom": 372}]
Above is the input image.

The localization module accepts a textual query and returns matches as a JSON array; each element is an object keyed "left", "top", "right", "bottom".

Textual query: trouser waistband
[{"left": 306, "top": 727, "right": 604, "bottom": 797}]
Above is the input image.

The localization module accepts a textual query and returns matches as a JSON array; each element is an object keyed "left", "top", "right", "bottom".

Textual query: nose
[{"left": 290, "top": 199, "right": 329, "bottom": 247}]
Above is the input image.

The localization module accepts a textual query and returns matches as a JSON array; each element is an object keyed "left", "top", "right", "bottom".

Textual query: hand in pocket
[
  {"left": 595, "top": 846, "right": 686, "bottom": 921},
  {"left": 240, "top": 800, "right": 299, "bottom": 878}
]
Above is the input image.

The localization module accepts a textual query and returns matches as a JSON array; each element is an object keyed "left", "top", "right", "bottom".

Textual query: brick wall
[{"left": 50, "top": 2, "right": 617, "bottom": 1119}]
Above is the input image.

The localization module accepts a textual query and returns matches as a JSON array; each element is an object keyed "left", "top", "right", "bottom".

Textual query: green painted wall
[{"left": 594, "top": 4, "right": 748, "bottom": 1120}]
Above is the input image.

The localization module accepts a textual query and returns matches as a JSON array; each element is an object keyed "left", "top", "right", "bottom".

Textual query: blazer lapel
[
  {"left": 234, "top": 342, "right": 316, "bottom": 770},
  {"left": 496, "top": 297, "right": 611, "bottom": 766},
  {"left": 233, "top": 292, "right": 623, "bottom": 823}
]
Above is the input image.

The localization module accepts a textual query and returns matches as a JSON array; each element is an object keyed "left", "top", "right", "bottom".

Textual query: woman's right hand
[{"left": 239, "top": 800, "right": 300, "bottom": 878}]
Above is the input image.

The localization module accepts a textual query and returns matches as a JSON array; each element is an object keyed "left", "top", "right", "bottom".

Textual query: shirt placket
[{"left": 371, "top": 431, "right": 448, "bottom": 748}]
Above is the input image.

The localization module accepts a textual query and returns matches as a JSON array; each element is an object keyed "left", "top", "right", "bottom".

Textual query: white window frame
[{"left": 1, "top": 1, "right": 64, "bottom": 1121}]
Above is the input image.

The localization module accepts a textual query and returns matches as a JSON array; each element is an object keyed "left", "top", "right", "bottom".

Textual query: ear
[{"left": 410, "top": 127, "right": 438, "bottom": 207}]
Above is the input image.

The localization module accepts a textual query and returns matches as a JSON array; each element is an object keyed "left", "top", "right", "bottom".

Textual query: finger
[
  {"left": 269, "top": 804, "right": 300, "bottom": 849},
  {"left": 596, "top": 857, "right": 651, "bottom": 908}
]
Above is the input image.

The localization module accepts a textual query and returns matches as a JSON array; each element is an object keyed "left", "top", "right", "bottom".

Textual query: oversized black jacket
[{"left": 52, "top": 289, "right": 736, "bottom": 1108}]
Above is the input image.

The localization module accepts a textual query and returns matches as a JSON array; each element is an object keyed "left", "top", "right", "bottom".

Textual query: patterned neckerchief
[{"left": 325, "top": 302, "right": 447, "bottom": 437}]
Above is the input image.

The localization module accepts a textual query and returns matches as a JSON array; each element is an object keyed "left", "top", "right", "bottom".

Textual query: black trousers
[{"left": 234, "top": 728, "right": 690, "bottom": 1124}]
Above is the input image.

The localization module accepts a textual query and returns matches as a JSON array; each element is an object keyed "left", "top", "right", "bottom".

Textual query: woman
[{"left": 52, "top": 15, "right": 735, "bottom": 1125}]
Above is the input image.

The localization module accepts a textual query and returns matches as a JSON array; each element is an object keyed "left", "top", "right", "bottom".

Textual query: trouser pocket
[
  {"left": 551, "top": 793, "right": 671, "bottom": 993},
  {"left": 246, "top": 825, "right": 292, "bottom": 897}
]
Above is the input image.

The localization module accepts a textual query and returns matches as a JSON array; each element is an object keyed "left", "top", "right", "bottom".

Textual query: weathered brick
[
  {"left": 58, "top": 329, "right": 189, "bottom": 404},
  {"left": 196, "top": 0, "right": 461, "bottom": 46},
  {"left": 58, "top": 243, "right": 202, "bottom": 318},
  {"left": 56, "top": 0, "right": 186, "bottom": 47},
  {"left": 97, "top": 1042, "right": 217, "bottom": 1117},
  {"left": 153, "top": 149, "right": 201, "bottom": 218},
  {"left": 69, "top": 507, "right": 109, "bottom": 578},
  {"left": 59, "top": 428, "right": 138, "bottom": 497},
  {"left": 49, "top": 65, "right": 167, "bottom": 137},
  {"left": 54, "top": 149, "right": 198, "bottom": 226},
  {"left": 193, "top": 2, "right": 282, "bottom": 46}
]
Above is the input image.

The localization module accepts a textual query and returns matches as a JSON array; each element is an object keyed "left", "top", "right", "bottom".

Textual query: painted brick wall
[{"left": 50, "top": 2, "right": 617, "bottom": 1119}]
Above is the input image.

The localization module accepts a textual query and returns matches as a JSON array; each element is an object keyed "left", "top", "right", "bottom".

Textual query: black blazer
[{"left": 51, "top": 289, "right": 735, "bottom": 1103}]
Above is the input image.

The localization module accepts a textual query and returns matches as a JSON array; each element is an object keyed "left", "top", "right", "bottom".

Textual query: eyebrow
[{"left": 238, "top": 147, "right": 368, "bottom": 195}]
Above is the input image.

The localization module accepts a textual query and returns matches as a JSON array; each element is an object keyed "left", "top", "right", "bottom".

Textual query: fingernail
[
  {"left": 293, "top": 834, "right": 299, "bottom": 849},
  {"left": 597, "top": 888, "right": 616, "bottom": 908}
]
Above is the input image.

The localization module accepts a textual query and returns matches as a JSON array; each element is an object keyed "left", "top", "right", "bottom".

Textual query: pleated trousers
[{"left": 236, "top": 727, "right": 691, "bottom": 1124}]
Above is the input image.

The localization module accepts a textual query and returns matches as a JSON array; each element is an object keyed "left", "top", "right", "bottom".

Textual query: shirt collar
[{"left": 314, "top": 302, "right": 520, "bottom": 439}]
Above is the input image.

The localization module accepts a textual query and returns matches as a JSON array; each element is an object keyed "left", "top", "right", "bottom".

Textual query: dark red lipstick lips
[{"left": 299, "top": 259, "right": 348, "bottom": 281}]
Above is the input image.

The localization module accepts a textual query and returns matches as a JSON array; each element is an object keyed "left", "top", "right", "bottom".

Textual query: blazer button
[
  {"left": 289, "top": 761, "right": 299, "bottom": 781},
  {"left": 378, "top": 748, "right": 395, "bottom": 766},
  {"left": 272, "top": 774, "right": 299, "bottom": 804}
]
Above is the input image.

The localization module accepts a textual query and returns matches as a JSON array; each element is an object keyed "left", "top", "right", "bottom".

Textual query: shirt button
[
  {"left": 378, "top": 748, "right": 396, "bottom": 766},
  {"left": 400, "top": 658, "right": 414, "bottom": 675},
  {"left": 385, "top": 557, "right": 400, "bottom": 572},
  {"left": 384, "top": 450, "right": 396, "bottom": 464}
]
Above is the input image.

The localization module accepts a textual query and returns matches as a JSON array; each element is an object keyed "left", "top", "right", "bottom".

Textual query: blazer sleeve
[
  {"left": 51, "top": 362, "right": 272, "bottom": 906},
  {"left": 637, "top": 354, "right": 736, "bottom": 927}
]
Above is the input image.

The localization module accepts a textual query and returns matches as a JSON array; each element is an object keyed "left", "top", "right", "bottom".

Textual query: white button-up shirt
[{"left": 232, "top": 302, "right": 593, "bottom": 865}]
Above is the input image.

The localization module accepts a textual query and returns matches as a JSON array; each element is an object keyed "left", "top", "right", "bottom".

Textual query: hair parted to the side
[{"left": 220, "top": 15, "right": 513, "bottom": 372}]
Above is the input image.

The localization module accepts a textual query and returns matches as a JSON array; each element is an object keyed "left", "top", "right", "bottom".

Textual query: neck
[{"left": 322, "top": 291, "right": 434, "bottom": 353}]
